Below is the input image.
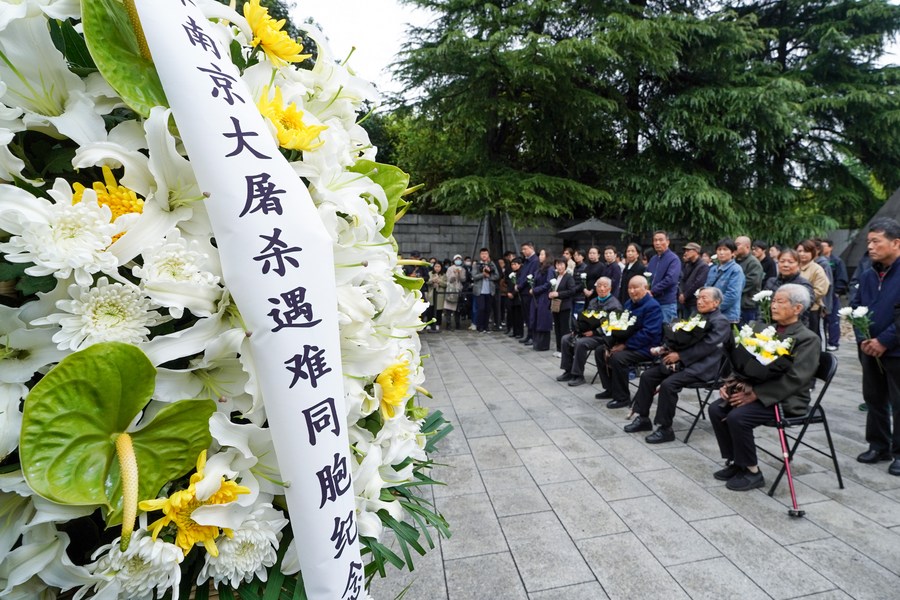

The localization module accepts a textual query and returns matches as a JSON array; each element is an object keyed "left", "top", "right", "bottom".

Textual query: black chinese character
[
  {"left": 302, "top": 397, "right": 340, "bottom": 445},
  {"left": 317, "top": 453, "right": 351, "bottom": 509},
  {"left": 330, "top": 509, "right": 357, "bottom": 559},
  {"left": 267, "top": 286, "right": 323, "bottom": 331},
  {"left": 253, "top": 228, "right": 301, "bottom": 276},
  {"left": 197, "top": 63, "right": 244, "bottom": 105},
  {"left": 182, "top": 16, "right": 220, "bottom": 59},
  {"left": 181, "top": 0, "right": 196, "bottom": 6},
  {"left": 240, "top": 173, "right": 284, "bottom": 217},
  {"left": 342, "top": 561, "right": 363, "bottom": 600},
  {"left": 223, "top": 116, "right": 270, "bottom": 159},
  {"left": 285, "top": 345, "right": 331, "bottom": 389}
]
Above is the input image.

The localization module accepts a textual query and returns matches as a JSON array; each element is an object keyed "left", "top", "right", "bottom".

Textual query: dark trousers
[
  {"left": 807, "top": 310, "right": 823, "bottom": 341},
  {"left": 521, "top": 295, "right": 534, "bottom": 339},
  {"left": 597, "top": 348, "right": 648, "bottom": 403},
  {"left": 475, "top": 294, "right": 493, "bottom": 331},
  {"left": 552, "top": 309, "right": 571, "bottom": 351},
  {"left": 825, "top": 293, "right": 842, "bottom": 346},
  {"left": 708, "top": 399, "right": 774, "bottom": 467},
  {"left": 739, "top": 308, "right": 758, "bottom": 327},
  {"left": 560, "top": 333, "right": 604, "bottom": 377},
  {"left": 860, "top": 352, "right": 900, "bottom": 456},
  {"left": 493, "top": 294, "right": 503, "bottom": 329},
  {"left": 443, "top": 309, "right": 460, "bottom": 330},
  {"left": 508, "top": 303, "right": 524, "bottom": 336},
  {"left": 631, "top": 364, "right": 705, "bottom": 428}
]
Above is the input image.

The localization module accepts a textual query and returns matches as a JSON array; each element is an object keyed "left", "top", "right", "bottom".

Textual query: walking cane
[{"left": 774, "top": 403, "right": 805, "bottom": 518}]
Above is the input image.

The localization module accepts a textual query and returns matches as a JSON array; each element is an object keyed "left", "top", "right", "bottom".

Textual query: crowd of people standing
[{"left": 404, "top": 221, "right": 900, "bottom": 488}]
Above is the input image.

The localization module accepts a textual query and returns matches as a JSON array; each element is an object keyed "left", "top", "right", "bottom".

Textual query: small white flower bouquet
[
  {"left": 579, "top": 272, "right": 588, "bottom": 288},
  {"left": 839, "top": 306, "right": 873, "bottom": 339},
  {"left": 550, "top": 277, "right": 559, "bottom": 290},
  {"left": 664, "top": 313, "right": 708, "bottom": 350},
  {"left": 730, "top": 324, "right": 794, "bottom": 383},
  {"left": 601, "top": 310, "right": 638, "bottom": 341},
  {"left": 526, "top": 273, "right": 535, "bottom": 288},
  {"left": 752, "top": 289, "right": 774, "bottom": 324}
]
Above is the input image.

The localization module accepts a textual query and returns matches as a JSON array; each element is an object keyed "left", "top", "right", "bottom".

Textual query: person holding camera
[
  {"left": 471, "top": 247, "right": 499, "bottom": 333},
  {"left": 623, "top": 287, "right": 730, "bottom": 443}
]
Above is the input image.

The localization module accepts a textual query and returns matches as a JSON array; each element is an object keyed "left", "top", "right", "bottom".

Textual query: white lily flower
[
  {"left": 0, "top": 524, "right": 96, "bottom": 598},
  {"left": 0, "top": 306, "right": 66, "bottom": 383},
  {"left": 375, "top": 414, "right": 427, "bottom": 466},
  {"left": 0, "top": 383, "right": 25, "bottom": 460},
  {"left": 208, "top": 413, "right": 282, "bottom": 496},
  {"left": 352, "top": 445, "right": 403, "bottom": 538},
  {"left": 0, "top": 13, "right": 106, "bottom": 145}
]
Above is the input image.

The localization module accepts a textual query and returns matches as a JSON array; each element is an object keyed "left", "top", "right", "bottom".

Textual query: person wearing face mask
[
  {"left": 444, "top": 254, "right": 467, "bottom": 330},
  {"left": 704, "top": 238, "right": 745, "bottom": 323}
]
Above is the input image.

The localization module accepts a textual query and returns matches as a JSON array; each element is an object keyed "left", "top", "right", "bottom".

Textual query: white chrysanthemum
[
  {"left": 197, "top": 504, "right": 287, "bottom": 589},
  {"left": 0, "top": 185, "right": 124, "bottom": 287},
  {"left": 751, "top": 289, "right": 773, "bottom": 302},
  {"left": 133, "top": 229, "right": 222, "bottom": 318},
  {"left": 34, "top": 278, "right": 168, "bottom": 351},
  {"left": 852, "top": 306, "right": 869, "bottom": 318},
  {"left": 79, "top": 530, "right": 183, "bottom": 600}
]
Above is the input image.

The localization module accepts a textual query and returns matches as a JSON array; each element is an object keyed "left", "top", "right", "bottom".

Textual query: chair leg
[
  {"left": 819, "top": 411, "right": 844, "bottom": 489},
  {"left": 683, "top": 388, "right": 713, "bottom": 444}
]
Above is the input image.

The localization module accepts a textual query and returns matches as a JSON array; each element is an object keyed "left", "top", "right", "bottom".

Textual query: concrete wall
[{"left": 393, "top": 214, "right": 563, "bottom": 261}]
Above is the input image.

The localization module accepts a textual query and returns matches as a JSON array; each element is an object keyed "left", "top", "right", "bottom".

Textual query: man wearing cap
[
  {"left": 678, "top": 242, "right": 708, "bottom": 318},
  {"left": 556, "top": 277, "right": 623, "bottom": 386}
]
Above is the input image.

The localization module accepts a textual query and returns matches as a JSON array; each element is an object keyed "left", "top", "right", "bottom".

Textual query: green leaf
[
  {"left": 0, "top": 258, "right": 28, "bottom": 281},
  {"left": 49, "top": 18, "right": 97, "bottom": 75},
  {"left": 81, "top": 0, "right": 167, "bottom": 117},
  {"left": 393, "top": 271, "right": 424, "bottom": 291},
  {"left": 15, "top": 274, "right": 57, "bottom": 296},
  {"left": 349, "top": 160, "right": 411, "bottom": 237},
  {"left": 19, "top": 342, "right": 214, "bottom": 526}
]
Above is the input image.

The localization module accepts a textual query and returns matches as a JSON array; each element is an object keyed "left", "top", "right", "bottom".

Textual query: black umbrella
[{"left": 557, "top": 217, "right": 625, "bottom": 245}]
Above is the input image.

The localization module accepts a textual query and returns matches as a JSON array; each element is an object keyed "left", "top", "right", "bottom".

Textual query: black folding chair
[
  {"left": 679, "top": 355, "right": 730, "bottom": 443},
  {"left": 757, "top": 352, "right": 843, "bottom": 497}
]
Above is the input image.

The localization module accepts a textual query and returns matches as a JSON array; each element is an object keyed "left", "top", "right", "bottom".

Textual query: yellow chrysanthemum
[
  {"left": 377, "top": 360, "right": 411, "bottom": 419},
  {"left": 257, "top": 86, "right": 328, "bottom": 151},
  {"left": 72, "top": 165, "right": 143, "bottom": 221},
  {"left": 776, "top": 346, "right": 790, "bottom": 356},
  {"left": 139, "top": 451, "right": 250, "bottom": 557},
  {"left": 243, "top": 0, "right": 310, "bottom": 67}
]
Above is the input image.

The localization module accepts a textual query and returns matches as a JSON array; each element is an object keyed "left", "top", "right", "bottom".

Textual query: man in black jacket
[
  {"left": 556, "top": 278, "right": 623, "bottom": 387},
  {"left": 624, "top": 287, "right": 731, "bottom": 443},
  {"left": 677, "top": 242, "right": 709, "bottom": 318}
]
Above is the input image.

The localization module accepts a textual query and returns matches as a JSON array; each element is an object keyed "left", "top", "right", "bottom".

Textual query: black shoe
[
  {"left": 556, "top": 372, "right": 574, "bottom": 382},
  {"left": 713, "top": 462, "right": 741, "bottom": 481},
  {"left": 890, "top": 459, "right": 900, "bottom": 476},
  {"left": 568, "top": 376, "right": 586, "bottom": 387},
  {"left": 645, "top": 427, "right": 675, "bottom": 444},
  {"left": 857, "top": 449, "right": 892, "bottom": 464},
  {"left": 726, "top": 469, "right": 765, "bottom": 491},
  {"left": 624, "top": 416, "right": 652, "bottom": 433},
  {"left": 595, "top": 390, "right": 613, "bottom": 400},
  {"left": 606, "top": 398, "right": 630, "bottom": 409}
]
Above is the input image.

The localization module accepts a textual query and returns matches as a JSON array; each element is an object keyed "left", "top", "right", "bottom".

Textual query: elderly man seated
[
  {"left": 557, "top": 277, "right": 624, "bottom": 387},
  {"left": 708, "top": 283, "right": 820, "bottom": 491},
  {"left": 596, "top": 276, "right": 663, "bottom": 409},
  {"left": 624, "top": 287, "right": 731, "bottom": 443}
]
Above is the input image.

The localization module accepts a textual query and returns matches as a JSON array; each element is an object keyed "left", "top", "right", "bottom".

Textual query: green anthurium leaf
[
  {"left": 105, "top": 398, "right": 215, "bottom": 525},
  {"left": 19, "top": 342, "right": 215, "bottom": 527},
  {"left": 349, "top": 160, "right": 411, "bottom": 238},
  {"left": 81, "top": 0, "right": 167, "bottom": 117},
  {"left": 21, "top": 342, "right": 155, "bottom": 506},
  {"left": 393, "top": 271, "right": 424, "bottom": 291}
]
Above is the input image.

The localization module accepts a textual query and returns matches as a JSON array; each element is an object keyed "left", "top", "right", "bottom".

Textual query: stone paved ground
[{"left": 369, "top": 328, "right": 900, "bottom": 600}]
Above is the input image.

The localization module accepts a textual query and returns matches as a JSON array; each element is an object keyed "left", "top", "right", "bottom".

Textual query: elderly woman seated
[{"left": 707, "top": 283, "right": 821, "bottom": 491}]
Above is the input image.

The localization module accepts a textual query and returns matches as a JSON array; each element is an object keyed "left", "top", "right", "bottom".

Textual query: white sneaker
[
  {"left": 468, "top": 324, "right": 477, "bottom": 331},
  {"left": 553, "top": 351, "right": 562, "bottom": 358}
]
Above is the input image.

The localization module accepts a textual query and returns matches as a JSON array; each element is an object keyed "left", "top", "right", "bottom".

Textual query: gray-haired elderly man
[
  {"left": 708, "top": 283, "right": 820, "bottom": 491},
  {"left": 556, "top": 277, "right": 623, "bottom": 387},
  {"left": 624, "top": 287, "right": 731, "bottom": 443}
]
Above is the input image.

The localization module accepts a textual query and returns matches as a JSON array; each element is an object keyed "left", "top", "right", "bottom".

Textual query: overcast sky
[{"left": 292, "top": 0, "right": 431, "bottom": 96}]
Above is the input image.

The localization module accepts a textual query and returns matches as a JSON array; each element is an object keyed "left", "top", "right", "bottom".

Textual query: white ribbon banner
[{"left": 134, "top": 2, "right": 363, "bottom": 598}]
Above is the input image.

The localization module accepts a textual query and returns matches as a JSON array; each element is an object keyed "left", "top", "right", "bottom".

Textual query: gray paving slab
[
  {"left": 692, "top": 515, "right": 833, "bottom": 599},
  {"left": 501, "top": 511, "right": 596, "bottom": 592},
  {"left": 610, "top": 495, "right": 721, "bottom": 566},
  {"left": 578, "top": 533, "right": 690, "bottom": 599},
  {"left": 666, "top": 556, "right": 771, "bottom": 600},
  {"left": 481, "top": 466, "right": 551, "bottom": 517},
  {"left": 379, "top": 331, "right": 898, "bottom": 600}
]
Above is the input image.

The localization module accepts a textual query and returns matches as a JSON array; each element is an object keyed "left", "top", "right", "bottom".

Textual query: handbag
[{"left": 550, "top": 298, "right": 562, "bottom": 313}]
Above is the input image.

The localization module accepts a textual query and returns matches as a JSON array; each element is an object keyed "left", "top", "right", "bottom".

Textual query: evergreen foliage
[{"left": 391, "top": 0, "right": 900, "bottom": 243}]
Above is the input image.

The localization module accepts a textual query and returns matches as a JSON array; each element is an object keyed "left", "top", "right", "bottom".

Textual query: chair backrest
[{"left": 808, "top": 352, "right": 838, "bottom": 413}]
